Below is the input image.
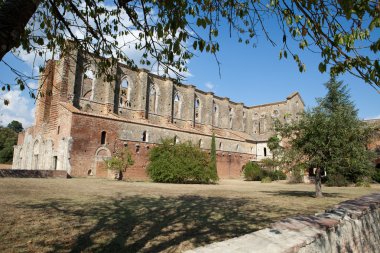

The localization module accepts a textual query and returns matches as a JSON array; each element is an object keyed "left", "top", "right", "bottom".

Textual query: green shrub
[
  {"left": 325, "top": 174, "right": 349, "bottom": 187},
  {"left": 243, "top": 162, "right": 263, "bottom": 181},
  {"left": 147, "top": 139, "right": 218, "bottom": 184},
  {"left": 355, "top": 180, "right": 371, "bottom": 187},
  {"left": 260, "top": 158, "right": 279, "bottom": 171},
  {"left": 261, "top": 176, "right": 272, "bottom": 183},
  {"left": 209, "top": 133, "right": 218, "bottom": 181},
  {"left": 105, "top": 148, "right": 134, "bottom": 180},
  {"left": 288, "top": 164, "right": 305, "bottom": 184},
  {"left": 372, "top": 169, "right": 380, "bottom": 183},
  {"left": 267, "top": 170, "right": 287, "bottom": 181}
]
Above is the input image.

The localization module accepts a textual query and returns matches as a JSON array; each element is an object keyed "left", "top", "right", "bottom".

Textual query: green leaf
[
  {"left": 198, "top": 40, "right": 205, "bottom": 52},
  {"left": 318, "top": 62, "right": 326, "bottom": 73},
  {"left": 36, "top": 37, "right": 44, "bottom": 46},
  {"left": 192, "top": 41, "right": 197, "bottom": 50},
  {"left": 369, "top": 17, "right": 380, "bottom": 31}
]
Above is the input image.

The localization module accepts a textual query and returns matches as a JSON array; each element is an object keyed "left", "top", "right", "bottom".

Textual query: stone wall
[
  {"left": 12, "top": 130, "right": 72, "bottom": 173},
  {"left": 12, "top": 50, "right": 305, "bottom": 179},
  {"left": 186, "top": 193, "right": 380, "bottom": 253},
  {"left": 68, "top": 111, "right": 253, "bottom": 179},
  {"left": 68, "top": 53, "right": 304, "bottom": 137}
]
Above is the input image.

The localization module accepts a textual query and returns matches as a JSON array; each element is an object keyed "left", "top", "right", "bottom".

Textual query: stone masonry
[
  {"left": 12, "top": 50, "right": 304, "bottom": 179},
  {"left": 186, "top": 193, "right": 380, "bottom": 253}
]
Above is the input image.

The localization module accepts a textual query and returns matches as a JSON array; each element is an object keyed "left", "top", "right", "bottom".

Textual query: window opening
[
  {"left": 101, "top": 131, "right": 106, "bottom": 145},
  {"left": 142, "top": 131, "right": 148, "bottom": 142}
]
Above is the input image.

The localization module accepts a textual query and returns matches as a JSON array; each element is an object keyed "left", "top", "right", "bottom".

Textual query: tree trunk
[
  {"left": 0, "top": 0, "right": 40, "bottom": 60},
  {"left": 315, "top": 167, "right": 323, "bottom": 198}
]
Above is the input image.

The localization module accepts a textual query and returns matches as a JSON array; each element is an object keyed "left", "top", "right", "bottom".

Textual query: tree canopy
[
  {"left": 277, "top": 78, "right": 375, "bottom": 196},
  {"left": 0, "top": 125, "right": 19, "bottom": 163},
  {"left": 7, "top": 120, "right": 23, "bottom": 133},
  {"left": 0, "top": 0, "right": 379, "bottom": 102}
]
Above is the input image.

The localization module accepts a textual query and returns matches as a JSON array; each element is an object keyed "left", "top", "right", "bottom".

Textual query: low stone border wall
[
  {"left": 187, "top": 193, "right": 380, "bottom": 253},
  {"left": 0, "top": 169, "right": 69, "bottom": 178}
]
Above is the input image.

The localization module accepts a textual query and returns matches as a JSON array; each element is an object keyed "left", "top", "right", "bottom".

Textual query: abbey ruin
[{"left": 12, "top": 50, "right": 304, "bottom": 179}]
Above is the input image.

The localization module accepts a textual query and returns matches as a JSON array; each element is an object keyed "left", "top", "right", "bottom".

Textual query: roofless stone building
[{"left": 12, "top": 50, "right": 304, "bottom": 179}]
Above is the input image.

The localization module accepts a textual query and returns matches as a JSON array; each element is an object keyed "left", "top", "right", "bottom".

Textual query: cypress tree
[{"left": 210, "top": 133, "right": 219, "bottom": 181}]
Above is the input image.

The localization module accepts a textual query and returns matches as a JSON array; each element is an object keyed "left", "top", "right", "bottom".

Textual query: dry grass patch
[{"left": 0, "top": 178, "right": 379, "bottom": 252}]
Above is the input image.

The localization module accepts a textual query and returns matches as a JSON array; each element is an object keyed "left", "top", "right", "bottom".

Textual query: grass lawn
[{"left": 0, "top": 178, "right": 379, "bottom": 252}]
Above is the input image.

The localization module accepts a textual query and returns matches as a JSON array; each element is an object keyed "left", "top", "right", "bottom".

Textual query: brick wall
[{"left": 69, "top": 113, "right": 251, "bottom": 179}]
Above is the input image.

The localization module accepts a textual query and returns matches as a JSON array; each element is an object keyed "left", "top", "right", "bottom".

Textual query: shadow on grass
[
  {"left": 260, "top": 190, "right": 344, "bottom": 198},
  {"left": 16, "top": 195, "right": 294, "bottom": 252}
]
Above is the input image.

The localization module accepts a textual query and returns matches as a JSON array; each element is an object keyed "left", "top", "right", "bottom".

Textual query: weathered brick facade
[{"left": 12, "top": 50, "right": 305, "bottom": 179}]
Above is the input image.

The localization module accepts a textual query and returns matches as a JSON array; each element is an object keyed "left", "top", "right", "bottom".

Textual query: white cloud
[
  {"left": 27, "top": 81, "right": 39, "bottom": 89},
  {"left": 0, "top": 90, "right": 35, "bottom": 128},
  {"left": 365, "top": 114, "right": 380, "bottom": 120},
  {"left": 205, "top": 82, "right": 215, "bottom": 90}
]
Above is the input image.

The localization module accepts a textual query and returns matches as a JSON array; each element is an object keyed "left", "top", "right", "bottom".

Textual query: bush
[
  {"left": 325, "top": 174, "right": 349, "bottom": 187},
  {"left": 372, "top": 169, "right": 380, "bottom": 183},
  {"left": 243, "top": 162, "right": 263, "bottom": 181},
  {"left": 288, "top": 164, "right": 305, "bottom": 184},
  {"left": 147, "top": 139, "right": 218, "bottom": 184},
  {"left": 104, "top": 148, "right": 134, "bottom": 180},
  {"left": 267, "top": 170, "right": 287, "bottom": 181},
  {"left": 261, "top": 176, "right": 272, "bottom": 183},
  {"left": 355, "top": 180, "right": 371, "bottom": 187}
]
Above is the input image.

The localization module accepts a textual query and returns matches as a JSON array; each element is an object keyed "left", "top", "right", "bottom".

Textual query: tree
[
  {"left": 267, "top": 135, "right": 282, "bottom": 161},
  {"left": 7, "top": 120, "right": 23, "bottom": 133},
  {"left": 1, "top": 0, "right": 379, "bottom": 104},
  {"left": 277, "top": 79, "right": 374, "bottom": 197},
  {"left": 0, "top": 126, "right": 18, "bottom": 163},
  {"left": 209, "top": 133, "right": 218, "bottom": 181},
  {"left": 104, "top": 147, "right": 134, "bottom": 180}
]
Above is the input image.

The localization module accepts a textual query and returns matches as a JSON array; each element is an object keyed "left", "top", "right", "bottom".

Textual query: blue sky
[
  {"left": 1, "top": 15, "right": 379, "bottom": 128},
  {"left": 185, "top": 25, "right": 380, "bottom": 120}
]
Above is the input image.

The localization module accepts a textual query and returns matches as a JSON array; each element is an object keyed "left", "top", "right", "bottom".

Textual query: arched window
[
  {"left": 32, "top": 140, "right": 39, "bottom": 170},
  {"left": 195, "top": 97, "right": 200, "bottom": 108},
  {"left": 101, "top": 131, "right": 106, "bottom": 145},
  {"left": 195, "top": 95, "right": 201, "bottom": 123},
  {"left": 174, "top": 93, "right": 180, "bottom": 102},
  {"left": 259, "top": 121, "right": 263, "bottom": 134},
  {"left": 229, "top": 107, "right": 233, "bottom": 129},
  {"left": 213, "top": 101, "right": 219, "bottom": 127},
  {"left": 120, "top": 77, "right": 131, "bottom": 108},
  {"left": 149, "top": 84, "right": 158, "bottom": 113},
  {"left": 174, "top": 135, "right": 180, "bottom": 144},
  {"left": 253, "top": 121, "right": 258, "bottom": 134},
  {"left": 198, "top": 139, "right": 203, "bottom": 148},
  {"left": 242, "top": 111, "right": 246, "bottom": 131},
  {"left": 264, "top": 147, "right": 267, "bottom": 157},
  {"left": 121, "top": 79, "right": 128, "bottom": 88},
  {"left": 142, "top": 131, "right": 148, "bottom": 142},
  {"left": 236, "top": 144, "right": 240, "bottom": 152},
  {"left": 82, "top": 69, "right": 95, "bottom": 100},
  {"left": 219, "top": 142, "right": 223, "bottom": 150},
  {"left": 173, "top": 90, "right": 182, "bottom": 119}
]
